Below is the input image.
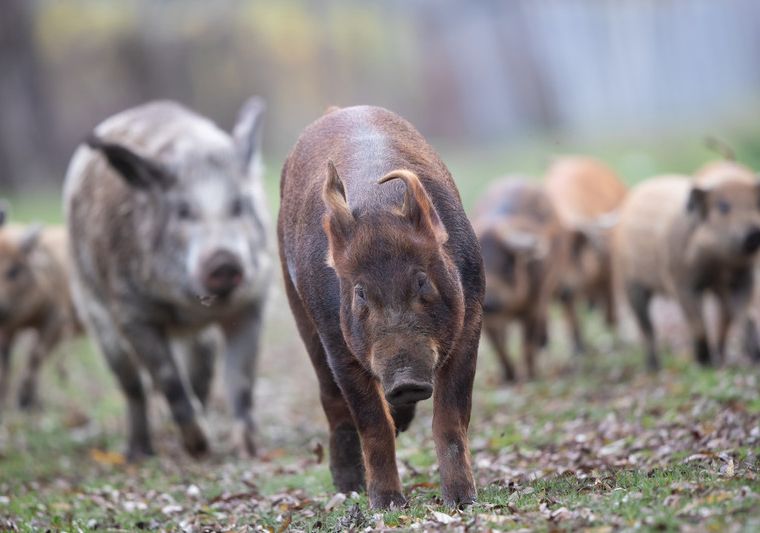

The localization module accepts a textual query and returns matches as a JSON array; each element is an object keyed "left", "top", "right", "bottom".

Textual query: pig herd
[{"left": 0, "top": 98, "right": 759, "bottom": 509}]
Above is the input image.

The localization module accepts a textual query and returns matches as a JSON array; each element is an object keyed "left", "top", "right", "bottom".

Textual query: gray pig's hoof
[
  {"left": 231, "top": 420, "right": 257, "bottom": 458},
  {"left": 181, "top": 423, "right": 209, "bottom": 458},
  {"left": 442, "top": 482, "right": 477, "bottom": 508},
  {"left": 368, "top": 488, "right": 407, "bottom": 510}
]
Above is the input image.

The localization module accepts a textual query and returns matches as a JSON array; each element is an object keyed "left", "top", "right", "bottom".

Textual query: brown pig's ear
[
  {"left": 322, "top": 161, "right": 354, "bottom": 265},
  {"left": 378, "top": 169, "right": 448, "bottom": 244},
  {"left": 86, "top": 135, "right": 174, "bottom": 190},
  {"left": 686, "top": 186, "right": 708, "bottom": 218},
  {"left": 233, "top": 96, "right": 266, "bottom": 179}
]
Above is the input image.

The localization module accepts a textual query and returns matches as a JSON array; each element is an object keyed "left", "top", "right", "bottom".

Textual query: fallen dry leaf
[
  {"left": 431, "top": 510, "right": 458, "bottom": 524},
  {"left": 88, "top": 448, "right": 125, "bottom": 466},
  {"left": 324, "top": 492, "right": 346, "bottom": 512}
]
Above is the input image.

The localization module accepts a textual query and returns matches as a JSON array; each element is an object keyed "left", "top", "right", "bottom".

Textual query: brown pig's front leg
[
  {"left": 432, "top": 332, "right": 479, "bottom": 507},
  {"left": 327, "top": 346, "right": 404, "bottom": 509}
]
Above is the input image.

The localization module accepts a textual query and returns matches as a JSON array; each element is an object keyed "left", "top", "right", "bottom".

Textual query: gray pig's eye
[
  {"left": 177, "top": 201, "right": 194, "bottom": 220},
  {"left": 6, "top": 263, "right": 22, "bottom": 280},
  {"left": 717, "top": 200, "right": 731, "bottom": 215},
  {"left": 230, "top": 197, "right": 245, "bottom": 217}
]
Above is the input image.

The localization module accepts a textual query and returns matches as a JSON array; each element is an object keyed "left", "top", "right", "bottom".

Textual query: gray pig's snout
[
  {"left": 202, "top": 250, "right": 244, "bottom": 298},
  {"left": 743, "top": 227, "right": 760, "bottom": 255}
]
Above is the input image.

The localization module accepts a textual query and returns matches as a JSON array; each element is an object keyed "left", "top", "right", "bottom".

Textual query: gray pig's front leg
[
  {"left": 222, "top": 303, "right": 263, "bottom": 457},
  {"left": 122, "top": 321, "right": 208, "bottom": 457}
]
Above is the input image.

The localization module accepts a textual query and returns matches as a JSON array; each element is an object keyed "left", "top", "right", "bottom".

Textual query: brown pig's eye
[
  {"left": 415, "top": 271, "right": 434, "bottom": 298},
  {"left": 354, "top": 285, "right": 366, "bottom": 303}
]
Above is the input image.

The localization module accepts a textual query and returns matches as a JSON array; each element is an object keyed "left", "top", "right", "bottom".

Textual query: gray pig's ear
[
  {"left": 233, "top": 96, "right": 266, "bottom": 178},
  {"left": 687, "top": 187, "right": 709, "bottom": 218},
  {"left": 20, "top": 224, "right": 42, "bottom": 255},
  {"left": 86, "top": 135, "right": 173, "bottom": 190}
]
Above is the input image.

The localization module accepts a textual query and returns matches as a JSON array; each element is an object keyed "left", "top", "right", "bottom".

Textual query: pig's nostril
[
  {"left": 743, "top": 229, "right": 760, "bottom": 255},
  {"left": 384, "top": 382, "right": 433, "bottom": 406},
  {"left": 203, "top": 252, "right": 243, "bottom": 297}
]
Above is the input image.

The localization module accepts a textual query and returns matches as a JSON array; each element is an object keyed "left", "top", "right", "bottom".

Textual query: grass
[
  {"left": 1, "top": 326, "right": 758, "bottom": 531},
  {"left": 1, "top": 136, "right": 760, "bottom": 530}
]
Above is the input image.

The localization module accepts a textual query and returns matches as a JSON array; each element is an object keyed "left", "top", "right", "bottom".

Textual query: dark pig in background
[
  {"left": 474, "top": 178, "right": 564, "bottom": 382},
  {"left": 64, "top": 98, "right": 271, "bottom": 459},
  {"left": 278, "top": 106, "right": 484, "bottom": 509},
  {"left": 544, "top": 156, "right": 627, "bottom": 355}
]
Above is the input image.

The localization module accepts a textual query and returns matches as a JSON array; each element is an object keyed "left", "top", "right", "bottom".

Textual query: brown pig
[
  {"left": 278, "top": 106, "right": 484, "bottom": 509},
  {"left": 474, "top": 178, "right": 564, "bottom": 381},
  {"left": 695, "top": 160, "right": 756, "bottom": 187},
  {"left": 695, "top": 160, "right": 760, "bottom": 362},
  {"left": 614, "top": 174, "right": 760, "bottom": 369},
  {"left": 544, "top": 156, "right": 627, "bottom": 355},
  {"left": 0, "top": 211, "right": 81, "bottom": 411}
]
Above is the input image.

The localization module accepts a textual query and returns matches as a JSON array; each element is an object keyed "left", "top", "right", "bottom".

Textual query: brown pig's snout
[
  {"left": 383, "top": 366, "right": 434, "bottom": 407},
  {"left": 202, "top": 250, "right": 244, "bottom": 297},
  {"left": 743, "top": 227, "right": 760, "bottom": 255}
]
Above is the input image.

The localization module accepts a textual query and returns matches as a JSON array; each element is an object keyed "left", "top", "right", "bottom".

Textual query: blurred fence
[{"left": 1, "top": 0, "right": 759, "bottom": 190}]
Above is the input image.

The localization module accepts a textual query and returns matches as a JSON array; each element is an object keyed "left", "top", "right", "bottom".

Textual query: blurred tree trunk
[{"left": 0, "top": 0, "right": 54, "bottom": 191}]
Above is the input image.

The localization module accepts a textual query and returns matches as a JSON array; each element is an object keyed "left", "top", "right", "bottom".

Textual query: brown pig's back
[
  {"left": 614, "top": 176, "right": 692, "bottom": 295},
  {"left": 279, "top": 106, "right": 478, "bottom": 298},
  {"left": 545, "top": 156, "right": 627, "bottom": 227},
  {"left": 473, "top": 178, "right": 560, "bottom": 238},
  {"left": 695, "top": 160, "right": 756, "bottom": 188}
]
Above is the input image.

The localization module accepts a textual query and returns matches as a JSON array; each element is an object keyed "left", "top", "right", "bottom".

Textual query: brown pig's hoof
[
  {"left": 368, "top": 489, "right": 407, "bottom": 510},
  {"left": 442, "top": 482, "right": 477, "bottom": 508},
  {"left": 333, "top": 467, "right": 366, "bottom": 494},
  {"left": 126, "top": 442, "right": 156, "bottom": 463},
  {"left": 181, "top": 423, "right": 209, "bottom": 458},
  {"left": 501, "top": 369, "right": 517, "bottom": 384},
  {"left": 17, "top": 387, "right": 38, "bottom": 410}
]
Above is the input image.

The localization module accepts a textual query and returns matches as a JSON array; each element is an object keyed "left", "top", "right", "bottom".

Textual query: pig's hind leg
[
  {"left": 625, "top": 282, "right": 660, "bottom": 371},
  {"left": 559, "top": 290, "right": 586, "bottom": 357},
  {"left": 222, "top": 304, "right": 263, "bottom": 457},
  {"left": 483, "top": 316, "right": 516, "bottom": 382}
]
